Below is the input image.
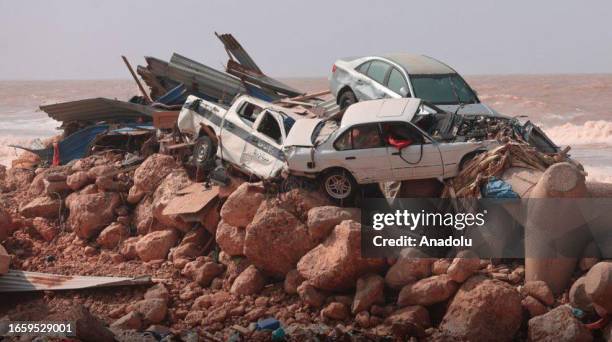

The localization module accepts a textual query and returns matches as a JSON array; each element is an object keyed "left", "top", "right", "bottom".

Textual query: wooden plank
[{"left": 163, "top": 184, "right": 219, "bottom": 216}]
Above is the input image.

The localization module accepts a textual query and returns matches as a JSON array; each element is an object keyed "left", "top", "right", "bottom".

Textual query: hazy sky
[{"left": 1, "top": 0, "right": 611, "bottom": 79}]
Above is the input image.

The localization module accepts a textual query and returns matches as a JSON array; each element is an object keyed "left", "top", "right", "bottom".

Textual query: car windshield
[{"left": 410, "top": 74, "right": 478, "bottom": 105}]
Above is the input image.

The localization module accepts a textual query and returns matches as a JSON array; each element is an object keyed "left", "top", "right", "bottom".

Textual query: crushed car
[
  {"left": 330, "top": 53, "right": 503, "bottom": 118},
  {"left": 283, "top": 98, "right": 501, "bottom": 201},
  {"left": 177, "top": 94, "right": 301, "bottom": 179}
]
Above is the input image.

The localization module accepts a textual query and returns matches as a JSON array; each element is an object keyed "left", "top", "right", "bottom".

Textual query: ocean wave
[
  {"left": 544, "top": 120, "right": 612, "bottom": 146},
  {"left": 0, "top": 136, "right": 36, "bottom": 167},
  {"left": 584, "top": 166, "right": 612, "bottom": 184}
]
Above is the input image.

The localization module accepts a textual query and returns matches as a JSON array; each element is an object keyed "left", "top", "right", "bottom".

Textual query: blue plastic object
[
  {"left": 271, "top": 327, "right": 285, "bottom": 341},
  {"left": 256, "top": 317, "right": 280, "bottom": 331},
  {"left": 482, "top": 176, "right": 519, "bottom": 198}
]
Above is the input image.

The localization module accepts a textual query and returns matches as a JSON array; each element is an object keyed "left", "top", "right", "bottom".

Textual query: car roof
[
  {"left": 381, "top": 53, "right": 456, "bottom": 75},
  {"left": 340, "top": 98, "right": 423, "bottom": 128}
]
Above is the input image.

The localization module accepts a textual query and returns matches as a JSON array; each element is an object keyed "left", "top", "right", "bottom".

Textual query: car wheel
[
  {"left": 321, "top": 169, "right": 358, "bottom": 203},
  {"left": 338, "top": 89, "right": 357, "bottom": 110},
  {"left": 192, "top": 136, "right": 216, "bottom": 170}
]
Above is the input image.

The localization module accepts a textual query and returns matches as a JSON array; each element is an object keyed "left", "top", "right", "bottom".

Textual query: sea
[{"left": 1, "top": 75, "right": 611, "bottom": 183}]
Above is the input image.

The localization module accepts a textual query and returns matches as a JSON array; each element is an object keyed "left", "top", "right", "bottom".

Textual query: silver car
[{"left": 330, "top": 53, "right": 503, "bottom": 117}]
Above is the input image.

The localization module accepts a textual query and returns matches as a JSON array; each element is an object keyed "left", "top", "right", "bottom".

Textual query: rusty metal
[
  {"left": 226, "top": 59, "right": 303, "bottom": 98},
  {"left": 0, "top": 270, "right": 153, "bottom": 292},
  {"left": 215, "top": 32, "right": 262, "bottom": 74},
  {"left": 40, "top": 98, "right": 159, "bottom": 124}
]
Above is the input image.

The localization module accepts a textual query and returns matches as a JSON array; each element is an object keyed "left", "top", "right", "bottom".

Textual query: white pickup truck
[{"left": 177, "top": 94, "right": 299, "bottom": 179}]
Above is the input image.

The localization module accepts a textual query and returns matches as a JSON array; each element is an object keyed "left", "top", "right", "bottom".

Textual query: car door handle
[
  {"left": 345, "top": 156, "right": 356, "bottom": 160},
  {"left": 391, "top": 152, "right": 401, "bottom": 156}
]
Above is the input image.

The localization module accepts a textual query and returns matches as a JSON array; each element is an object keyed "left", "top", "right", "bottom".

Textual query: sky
[{"left": 0, "top": 0, "right": 611, "bottom": 80}]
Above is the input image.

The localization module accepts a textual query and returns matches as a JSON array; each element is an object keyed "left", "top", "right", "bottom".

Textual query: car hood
[
  {"left": 436, "top": 103, "right": 508, "bottom": 118},
  {"left": 284, "top": 118, "right": 322, "bottom": 147}
]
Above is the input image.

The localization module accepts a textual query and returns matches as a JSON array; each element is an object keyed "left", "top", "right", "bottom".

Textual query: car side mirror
[{"left": 399, "top": 86, "right": 409, "bottom": 97}]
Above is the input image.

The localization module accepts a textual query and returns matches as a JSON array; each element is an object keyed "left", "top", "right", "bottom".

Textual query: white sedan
[{"left": 284, "top": 98, "right": 498, "bottom": 201}]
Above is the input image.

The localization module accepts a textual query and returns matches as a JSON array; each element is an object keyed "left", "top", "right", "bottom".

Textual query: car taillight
[{"left": 331, "top": 64, "right": 337, "bottom": 73}]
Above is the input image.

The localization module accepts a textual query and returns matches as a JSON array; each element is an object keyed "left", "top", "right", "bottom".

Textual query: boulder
[
  {"left": 528, "top": 305, "right": 592, "bottom": 342},
  {"left": 321, "top": 302, "right": 349, "bottom": 320},
  {"left": 20, "top": 196, "right": 61, "bottom": 219},
  {"left": 439, "top": 276, "right": 522, "bottom": 342},
  {"left": 31, "top": 217, "right": 59, "bottom": 241},
  {"left": 110, "top": 311, "right": 143, "bottom": 331},
  {"left": 352, "top": 274, "right": 385, "bottom": 314},
  {"left": 96, "top": 223, "right": 129, "bottom": 249},
  {"left": 522, "top": 280, "right": 555, "bottom": 306},
  {"left": 230, "top": 265, "right": 266, "bottom": 295},
  {"left": 284, "top": 269, "right": 305, "bottom": 295},
  {"left": 144, "top": 284, "right": 170, "bottom": 303},
  {"left": 397, "top": 274, "right": 458, "bottom": 307},
  {"left": 245, "top": 205, "right": 316, "bottom": 277},
  {"left": 96, "top": 176, "right": 130, "bottom": 192},
  {"left": 215, "top": 220, "right": 245, "bottom": 256},
  {"left": 132, "top": 154, "right": 177, "bottom": 193},
  {"left": 306, "top": 206, "right": 360, "bottom": 241},
  {"left": 220, "top": 182, "right": 266, "bottom": 228},
  {"left": 67, "top": 192, "right": 121, "bottom": 239},
  {"left": 297, "top": 220, "right": 385, "bottom": 290},
  {"left": 297, "top": 282, "right": 327, "bottom": 308},
  {"left": 522, "top": 295, "right": 547, "bottom": 317},
  {"left": 569, "top": 276, "right": 593, "bottom": 313},
  {"left": 151, "top": 170, "right": 192, "bottom": 231},
  {"left": 47, "top": 305, "right": 114, "bottom": 342},
  {"left": 385, "top": 249, "right": 433, "bottom": 289},
  {"left": 432, "top": 258, "right": 451, "bottom": 275},
  {"left": 218, "top": 175, "right": 245, "bottom": 200},
  {"left": 66, "top": 171, "right": 92, "bottom": 191},
  {"left": 6, "top": 167, "right": 34, "bottom": 190},
  {"left": 583, "top": 261, "right": 612, "bottom": 313},
  {"left": 194, "top": 262, "right": 224, "bottom": 287},
  {"left": 135, "top": 230, "right": 178, "bottom": 262},
  {"left": 119, "top": 236, "right": 140, "bottom": 259},
  {"left": 385, "top": 306, "right": 431, "bottom": 337},
  {"left": 133, "top": 298, "right": 167, "bottom": 324},
  {"left": 87, "top": 165, "right": 116, "bottom": 180},
  {"left": 44, "top": 179, "right": 71, "bottom": 195},
  {"left": 447, "top": 250, "right": 481, "bottom": 283},
  {"left": 279, "top": 187, "right": 330, "bottom": 217},
  {"left": 133, "top": 195, "right": 155, "bottom": 235}
]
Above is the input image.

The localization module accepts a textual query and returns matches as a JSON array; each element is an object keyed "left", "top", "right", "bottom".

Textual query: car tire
[
  {"left": 192, "top": 136, "right": 216, "bottom": 170},
  {"left": 338, "top": 89, "right": 358, "bottom": 110},
  {"left": 321, "top": 169, "right": 358, "bottom": 204}
]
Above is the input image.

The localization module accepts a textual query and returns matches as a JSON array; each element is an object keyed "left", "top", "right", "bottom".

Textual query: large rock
[
  {"left": 385, "top": 306, "right": 431, "bottom": 337},
  {"left": 244, "top": 205, "right": 316, "bottom": 277},
  {"left": 569, "top": 276, "right": 593, "bottom": 312},
  {"left": 220, "top": 182, "right": 266, "bottom": 228},
  {"left": 306, "top": 206, "right": 360, "bottom": 241},
  {"left": 528, "top": 305, "right": 592, "bottom": 342},
  {"left": 523, "top": 280, "right": 555, "bottom": 306},
  {"left": 230, "top": 265, "right": 266, "bottom": 295},
  {"left": 194, "top": 262, "right": 224, "bottom": 287},
  {"left": 439, "top": 276, "right": 522, "bottom": 342},
  {"left": 19, "top": 196, "right": 61, "bottom": 219},
  {"left": 31, "top": 217, "right": 59, "bottom": 241},
  {"left": 284, "top": 269, "right": 305, "bottom": 294},
  {"left": 385, "top": 249, "right": 433, "bottom": 289},
  {"left": 297, "top": 220, "right": 385, "bottom": 291},
  {"left": 135, "top": 230, "right": 178, "bottom": 262},
  {"left": 583, "top": 261, "right": 612, "bottom": 313},
  {"left": 67, "top": 192, "right": 121, "bottom": 239},
  {"left": 352, "top": 274, "right": 385, "bottom": 314},
  {"left": 47, "top": 305, "right": 114, "bottom": 342},
  {"left": 66, "top": 171, "right": 92, "bottom": 191},
  {"left": 279, "top": 187, "right": 330, "bottom": 217},
  {"left": 397, "top": 274, "right": 458, "bottom": 307},
  {"left": 447, "top": 250, "right": 481, "bottom": 283},
  {"left": 130, "top": 154, "right": 177, "bottom": 203},
  {"left": 96, "top": 222, "right": 129, "bottom": 249},
  {"left": 297, "top": 282, "right": 327, "bottom": 308},
  {"left": 215, "top": 220, "right": 245, "bottom": 256},
  {"left": 133, "top": 298, "right": 167, "bottom": 324},
  {"left": 151, "top": 170, "right": 192, "bottom": 231},
  {"left": 133, "top": 195, "right": 156, "bottom": 235}
]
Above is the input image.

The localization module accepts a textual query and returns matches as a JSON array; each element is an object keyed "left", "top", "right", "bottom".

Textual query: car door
[
  {"left": 240, "top": 110, "right": 286, "bottom": 178},
  {"left": 382, "top": 122, "right": 444, "bottom": 180},
  {"left": 354, "top": 60, "right": 392, "bottom": 101},
  {"left": 219, "top": 100, "right": 253, "bottom": 167},
  {"left": 332, "top": 123, "right": 393, "bottom": 183}
]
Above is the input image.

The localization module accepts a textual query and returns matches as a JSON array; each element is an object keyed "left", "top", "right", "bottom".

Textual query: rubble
[{"left": 528, "top": 305, "right": 592, "bottom": 342}]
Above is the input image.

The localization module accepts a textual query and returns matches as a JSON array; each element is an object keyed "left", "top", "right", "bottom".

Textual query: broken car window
[
  {"left": 410, "top": 74, "right": 478, "bottom": 105},
  {"left": 387, "top": 68, "right": 409, "bottom": 96},
  {"left": 351, "top": 124, "right": 383, "bottom": 149},
  {"left": 237, "top": 102, "right": 263, "bottom": 126},
  {"left": 366, "top": 61, "right": 391, "bottom": 84},
  {"left": 256, "top": 112, "right": 283, "bottom": 144}
]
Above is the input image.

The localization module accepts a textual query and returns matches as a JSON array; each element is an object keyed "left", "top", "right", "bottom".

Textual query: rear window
[
  {"left": 411, "top": 74, "right": 478, "bottom": 105},
  {"left": 356, "top": 61, "right": 371, "bottom": 74}
]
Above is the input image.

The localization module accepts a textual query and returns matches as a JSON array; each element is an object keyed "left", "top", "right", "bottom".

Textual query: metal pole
[{"left": 121, "top": 55, "right": 152, "bottom": 103}]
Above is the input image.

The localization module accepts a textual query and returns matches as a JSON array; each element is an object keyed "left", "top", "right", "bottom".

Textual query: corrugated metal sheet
[
  {"left": 215, "top": 32, "right": 262, "bottom": 74},
  {"left": 40, "top": 98, "right": 158, "bottom": 123},
  {"left": 169, "top": 53, "right": 246, "bottom": 103},
  {"left": 0, "top": 270, "right": 152, "bottom": 292},
  {"left": 226, "top": 60, "right": 303, "bottom": 97}
]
